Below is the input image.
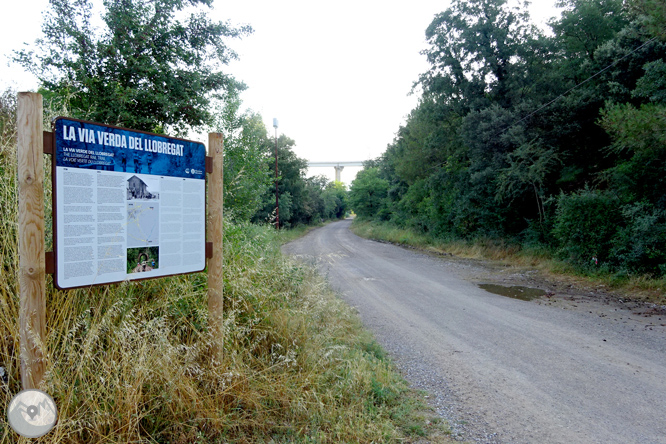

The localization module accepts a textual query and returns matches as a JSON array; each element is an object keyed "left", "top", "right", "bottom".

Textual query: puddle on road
[{"left": 479, "top": 284, "right": 546, "bottom": 301}]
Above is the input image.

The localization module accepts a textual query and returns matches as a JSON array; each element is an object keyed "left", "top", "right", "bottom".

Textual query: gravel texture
[{"left": 283, "top": 220, "right": 666, "bottom": 444}]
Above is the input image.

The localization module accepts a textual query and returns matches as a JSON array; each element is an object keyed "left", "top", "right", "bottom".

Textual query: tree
[
  {"left": 549, "top": 0, "right": 628, "bottom": 61},
  {"left": 361, "top": 0, "right": 666, "bottom": 275},
  {"left": 247, "top": 133, "right": 348, "bottom": 227},
  {"left": 15, "top": 0, "right": 251, "bottom": 134},
  {"left": 552, "top": 188, "right": 622, "bottom": 265},
  {"left": 388, "top": 99, "right": 459, "bottom": 185},
  {"left": 321, "top": 181, "right": 349, "bottom": 219},
  {"left": 628, "top": 0, "right": 666, "bottom": 40},
  {"left": 252, "top": 135, "right": 307, "bottom": 227},
  {"left": 599, "top": 103, "right": 666, "bottom": 208},
  {"left": 213, "top": 91, "right": 272, "bottom": 221},
  {"left": 349, "top": 168, "right": 389, "bottom": 219},
  {"left": 496, "top": 140, "right": 560, "bottom": 225},
  {"left": 420, "top": 0, "right": 544, "bottom": 110}
]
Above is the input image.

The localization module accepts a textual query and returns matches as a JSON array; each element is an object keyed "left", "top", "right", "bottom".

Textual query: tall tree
[
  {"left": 420, "top": 0, "right": 544, "bottom": 110},
  {"left": 16, "top": 0, "right": 251, "bottom": 134},
  {"left": 213, "top": 90, "right": 272, "bottom": 221},
  {"left": 550, "top": 0, "right": 628, "bottom": 61},
  {"left": 358, "top": 0, "right": 666, "bottom": 275},
  {"left": 252, "top": 135, "right": 306, "bottom": 227},
  {"left": 628, "top": 0, "right": 666, "bottom": 40}
]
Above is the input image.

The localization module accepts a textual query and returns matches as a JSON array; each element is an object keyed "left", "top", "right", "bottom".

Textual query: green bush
[
  {"left": 552, "top": 188, "right": 622, "bottom": 266},
  {"left": 610, "top": 203, "right": 666, "bottom": 276},
  {"left": 395, "top": 179, "right": 433, "bottom": 233},
  {"left": 349, "top": 167, "right": 389, "bottom": 219}
]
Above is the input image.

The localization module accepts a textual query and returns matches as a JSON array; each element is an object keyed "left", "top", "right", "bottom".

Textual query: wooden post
[
  {"left": 17, "top": 92, "right": 46, "bottom": 389},
  {"left": 207, "top": 133, "right": 224, "bottom": 362}
]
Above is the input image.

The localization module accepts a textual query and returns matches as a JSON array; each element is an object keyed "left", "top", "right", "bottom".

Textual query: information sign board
[{"left": 52, "top": 117, "right": 207, "bottom": 289}]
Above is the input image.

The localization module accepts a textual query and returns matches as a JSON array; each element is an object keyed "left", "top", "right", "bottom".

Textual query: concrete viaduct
[{"left": 307, "top": 161, "right": 365, "bottom": 182}]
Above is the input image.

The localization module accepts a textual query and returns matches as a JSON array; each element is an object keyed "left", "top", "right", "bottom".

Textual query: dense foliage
[
  {"left": 16, "top": 0, "right": 251, "bottom": 135},
  {"left": 349, "top": 0, "right": 666, "bottom": 277},
  {"left": 212, "top": 86, "right": 349, "bottom": 227}
]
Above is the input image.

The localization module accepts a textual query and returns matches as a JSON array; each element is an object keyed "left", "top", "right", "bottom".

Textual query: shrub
[
  {"left": 552, "top": 188, "right": 622, "bottom": 266},
  {"left": 349, "top": 167, "right": 389, "bottom": 219},
  {"left": 610, "top": 202, "right": 666, "bottom": 276}
]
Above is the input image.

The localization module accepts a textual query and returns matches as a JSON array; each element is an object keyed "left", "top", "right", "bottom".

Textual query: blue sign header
[{"left": 54, "top": 118, "right": 206, "bottom": 180}]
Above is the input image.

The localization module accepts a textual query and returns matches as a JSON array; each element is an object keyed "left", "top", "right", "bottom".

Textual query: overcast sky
[{"left": 1, "top": 0, "right": 562, "bottom": 184}]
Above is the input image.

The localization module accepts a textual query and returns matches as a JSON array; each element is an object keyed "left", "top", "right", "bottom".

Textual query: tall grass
[{"left": 0, "top": 92, "right": 448, "bottom": 443}]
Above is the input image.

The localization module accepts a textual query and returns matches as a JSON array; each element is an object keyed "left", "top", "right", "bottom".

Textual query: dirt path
[{"left": 283, "top": 219, "right": 666, "bottom": 444}]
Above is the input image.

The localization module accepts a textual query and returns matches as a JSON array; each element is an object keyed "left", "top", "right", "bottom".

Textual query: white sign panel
[{"left": 53, "top": 118, "right": 207, "bottom": 289}]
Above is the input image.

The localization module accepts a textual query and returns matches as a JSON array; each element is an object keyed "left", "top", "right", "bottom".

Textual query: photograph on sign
[{"left": 52, "top": 117, "right": 207, "bottom": 289}]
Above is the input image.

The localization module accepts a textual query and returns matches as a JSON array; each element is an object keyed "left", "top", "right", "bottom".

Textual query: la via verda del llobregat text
[{"left": 61, "top": 124, "right": 185, "bottom": 156}]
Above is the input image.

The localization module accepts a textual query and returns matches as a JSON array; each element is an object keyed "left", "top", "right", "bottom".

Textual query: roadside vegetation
[
  {"left": 0, "top": 91, "right": 450, "bottom": 442},
  {"left": 0, "top": 0, "right": 445, "bottom": 438},
  {"left": 349, "top": 0, "right": 666, "bottom": 300},
  {"left": 351, "top": 218, "right": 666, "bottom": 306}
]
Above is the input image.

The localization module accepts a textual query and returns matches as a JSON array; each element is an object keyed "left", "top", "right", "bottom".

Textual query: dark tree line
[
  {"left": 350, "top": 0, "right": 666, "bottom": 277},
  {"left": 249, "top": 133, "right": 349, "bottom": 228}
]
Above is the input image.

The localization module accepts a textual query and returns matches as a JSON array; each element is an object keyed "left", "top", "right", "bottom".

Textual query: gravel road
[{"left": 283, "top": 219, "right": 666, "bottom": 444}]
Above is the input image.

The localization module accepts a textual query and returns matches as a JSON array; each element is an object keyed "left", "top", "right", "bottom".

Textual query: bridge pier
[
  {"left": 334, "top": 165, "right": 344, "bottom": 182},
  {"left": 307, "top": 161, "right": 364, "bottom": 183}
]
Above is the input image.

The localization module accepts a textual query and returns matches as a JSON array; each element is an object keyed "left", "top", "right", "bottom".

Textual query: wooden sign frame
[{"left": 16, "top": 93, "right": 225, "bottom": 388}]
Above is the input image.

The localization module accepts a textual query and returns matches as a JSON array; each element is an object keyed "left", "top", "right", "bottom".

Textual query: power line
[
  {"left": 417, "top": 35, "right": 659, "bottom": 175},
  {"left": 495, "top": 35, "right": 659, "bottom": 137}
]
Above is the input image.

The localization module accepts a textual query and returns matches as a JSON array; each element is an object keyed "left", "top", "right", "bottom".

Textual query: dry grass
[
  {"left": 0, "top": 91, "right": 451, "bottom": 443},
  {"left": 351, "top": 219, "right": 666, "bottom": 306}
]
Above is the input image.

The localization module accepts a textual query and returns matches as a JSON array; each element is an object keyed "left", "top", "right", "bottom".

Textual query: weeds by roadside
[
  {"left": 351, "top": 219, "right": 666, "bottom": 306},
  {"left": 275, "top": 221, "right": 327, "bottom": 245},
  {"left": 0, "top": 91, "right": 451, "bottom": 443}
]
